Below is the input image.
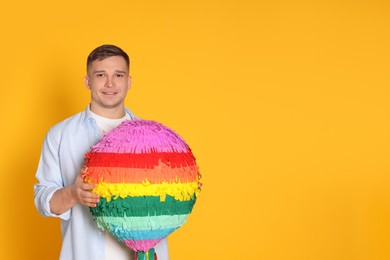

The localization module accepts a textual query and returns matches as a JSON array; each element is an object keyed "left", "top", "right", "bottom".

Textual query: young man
[{"left": 34, "top": 45, "right": 169, "bottom": 260}]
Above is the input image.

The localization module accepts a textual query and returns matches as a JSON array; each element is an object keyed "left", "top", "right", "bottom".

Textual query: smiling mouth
[{"left": 102, "top": 91, "right": 118, "bottom": 95}]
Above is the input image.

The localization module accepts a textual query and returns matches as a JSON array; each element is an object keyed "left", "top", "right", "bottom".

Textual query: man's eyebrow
[
  {"left": 93, "top": 70, "right": 106, "bottom": 74},
  {"left": 114, "top": 70, "right": 127, "bottom": 74},
  {"left": 92, "top": 70, "right": 127, "bottom": 74},
  {"left": 93, "top": 70, "right": 127, "bottom": 73}
]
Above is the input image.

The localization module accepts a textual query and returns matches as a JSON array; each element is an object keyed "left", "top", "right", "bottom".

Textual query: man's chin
[{"left": 91, "top": 101, "right": 125, "bottom": 111}]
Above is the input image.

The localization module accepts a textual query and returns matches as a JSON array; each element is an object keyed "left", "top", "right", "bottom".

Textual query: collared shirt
[{"left": 33, "top": 105, "right": 168, "bottom": 260}]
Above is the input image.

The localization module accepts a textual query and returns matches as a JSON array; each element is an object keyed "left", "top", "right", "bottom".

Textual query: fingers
[
  {"left": 76, "top": 174, "right": 96, "bottom": 192},
  {"left": 81, "top": 190, "right": 99, "bottom": 200},
  {"left": 80, "top": 190, "right": 100, "bottom": 207},
  {"left": 72, "top": 174, "right": 100, "bottom": 207},
  {"left": 81, "top": 196, "right": 100, "bottom": 207},
  {"left": 83, "top": 200, "right": 98, "bottom": 208},
  {"left": 79, "top": 182, "right": 96, "bottom": 192}
]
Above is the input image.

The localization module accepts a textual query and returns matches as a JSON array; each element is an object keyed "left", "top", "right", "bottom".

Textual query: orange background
[{"left": 0, "top": 0, "right": 389, "bottom": 259}]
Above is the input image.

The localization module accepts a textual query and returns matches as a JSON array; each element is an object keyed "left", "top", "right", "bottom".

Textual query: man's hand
[
  {"left": 70, "top": 175, "right": 100, "bottom": 208},
  {"left": 50, "top": 173, "right": 100, "bottom": 215}
]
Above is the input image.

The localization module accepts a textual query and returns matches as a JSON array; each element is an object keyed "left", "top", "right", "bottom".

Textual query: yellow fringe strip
[{"left": 92, "top": 179, "right": 200, "bottom": 202}]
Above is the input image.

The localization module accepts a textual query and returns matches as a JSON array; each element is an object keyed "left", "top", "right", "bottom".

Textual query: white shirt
[
  {"left": 34, "top": 105, "right": 169, "bottom": 260},
  {"left": 90, "top": 111, "right": 131, "bottom": 136}
]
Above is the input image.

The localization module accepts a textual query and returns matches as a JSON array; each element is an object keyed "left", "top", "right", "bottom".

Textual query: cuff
[{"left": 39, "top": 186, "right": 72, "bottom": 221}]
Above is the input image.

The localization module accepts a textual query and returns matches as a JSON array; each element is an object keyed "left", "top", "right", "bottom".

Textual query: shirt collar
[
  {"left": 82, "top": 104, "right": 94, "bottom": 126},
  {"left": 82, "top": 104, "right": 137, "bottom": 126}
]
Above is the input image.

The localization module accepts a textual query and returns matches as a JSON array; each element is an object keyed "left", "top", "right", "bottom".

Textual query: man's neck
[{"left": 90, "top": 104, "right": 126, "bottom": 119}]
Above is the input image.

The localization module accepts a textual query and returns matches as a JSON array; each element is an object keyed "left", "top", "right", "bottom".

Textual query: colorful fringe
[
  {"left": 136, "top": 248, "right": 157, "bottom": 260},
  {"left": 82, "top": 120, "right": 201, "bottom": 256}
]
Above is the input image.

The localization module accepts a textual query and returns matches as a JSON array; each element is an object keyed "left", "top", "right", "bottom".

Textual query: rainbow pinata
[{"left": 82, "top": 119, "right": 201, "bottom": 260}]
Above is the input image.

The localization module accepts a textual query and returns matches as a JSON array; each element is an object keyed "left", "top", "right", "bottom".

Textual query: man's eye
[
  {"left": 115, "top": 74, "right": 124, "bottom": 78},
  {"left": 96, "top": 73, "right": 105, "bottom": 77}
]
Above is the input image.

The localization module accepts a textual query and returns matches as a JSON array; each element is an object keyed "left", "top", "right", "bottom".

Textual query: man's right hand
[
  {"left": 70, "top": 175, "right": 100, "bottom": 208},
  {"left": 49, "top": 173, "right": 100, "bottom": 215}
]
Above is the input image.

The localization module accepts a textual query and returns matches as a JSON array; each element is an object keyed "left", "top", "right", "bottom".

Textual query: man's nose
[{"left": 105, "top": 76, "right": 114, "bottom": 87}]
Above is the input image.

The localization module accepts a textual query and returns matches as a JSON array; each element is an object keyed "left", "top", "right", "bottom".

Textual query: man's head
[
  {"left": 84, "top": 44, "right": 132, "bottom": 118},
  {"left": 87, "top": 44, "right": 130, "bottom": 74}
]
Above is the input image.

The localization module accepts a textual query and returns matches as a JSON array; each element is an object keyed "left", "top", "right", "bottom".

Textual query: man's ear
[
  {"left": 127, "top": 75, "right": 132, "bottom": 90},
  {"left": 84, "top": 76, "right": 91, "bottom": 90}
]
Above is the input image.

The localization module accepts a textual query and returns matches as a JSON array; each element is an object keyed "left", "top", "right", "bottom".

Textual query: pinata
[{"left": 82, "top": 120, "right": 201, "bottom": 260}]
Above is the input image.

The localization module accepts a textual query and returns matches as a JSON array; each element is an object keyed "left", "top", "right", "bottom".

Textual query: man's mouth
[{"left": 102, "top": 91, "right": 117, "bottom": 95}]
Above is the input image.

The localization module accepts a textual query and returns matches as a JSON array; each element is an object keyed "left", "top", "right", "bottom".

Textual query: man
[{"left": 34, "top": 45, "right": 169, "bottom": 260}]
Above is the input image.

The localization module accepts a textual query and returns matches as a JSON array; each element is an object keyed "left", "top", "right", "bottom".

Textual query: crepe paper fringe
[
  {"left": 84, "top": 120, "right": 202, "bottom": 253},
  {"left": 90, "top": 195, "right": 196, "bottom": 217},
  {"left": 95, "top": 214, "right": 187, "bottom": 248},
  {"left": 84, "top": 165, "right": 199, "bottom": 184},
  {"left": 126, "top": 239, "right": 162, "bottom": 252},
  {"left": 95, "top": 214, "right": 188, "bottom": 231},
  {"left": 105, "top": 226, "right": 179, "bottom": 241},
  {"left": 136, "top": 249, "right": 157, "bottom": 260},
  {"left": 91, "top": 120, "right": 189, "bottom": 154},
  {"left": 92, "top": 181, "right": 199, "bottom": 202},
  {"left": 85, "top": 151, "right": 196, "bottom": 169}
]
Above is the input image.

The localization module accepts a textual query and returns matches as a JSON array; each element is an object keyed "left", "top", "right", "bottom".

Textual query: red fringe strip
[{"left": 85, "top": 151, "right": 196, "bottom": 169}]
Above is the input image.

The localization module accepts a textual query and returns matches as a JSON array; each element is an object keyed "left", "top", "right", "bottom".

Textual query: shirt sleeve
[{"left": 34, "top": 129, "right": 71, "bottom": 220}]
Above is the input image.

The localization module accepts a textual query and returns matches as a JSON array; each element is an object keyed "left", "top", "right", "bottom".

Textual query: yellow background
[{"left": 0, "top": 0, "right": 389, "bottom": 259}]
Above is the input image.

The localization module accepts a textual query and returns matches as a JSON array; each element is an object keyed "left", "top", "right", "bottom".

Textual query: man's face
[{"left": 84, "top": 56, "right": 131, "bottom": 116}]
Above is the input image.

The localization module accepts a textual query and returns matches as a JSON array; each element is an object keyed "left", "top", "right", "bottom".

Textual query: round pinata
[{"left": 82, "top": 119, "right": 202, "bottom": 260}]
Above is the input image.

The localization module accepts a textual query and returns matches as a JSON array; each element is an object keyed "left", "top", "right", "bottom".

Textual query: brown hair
[{"left": 87, "top": 44, "right": 130, "bottom": 72}]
